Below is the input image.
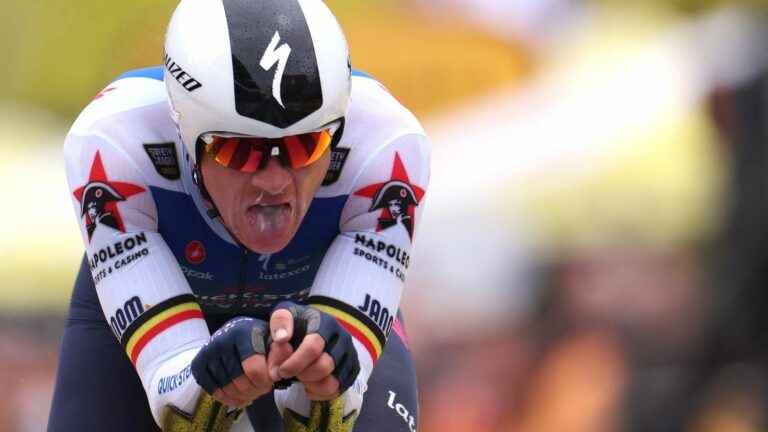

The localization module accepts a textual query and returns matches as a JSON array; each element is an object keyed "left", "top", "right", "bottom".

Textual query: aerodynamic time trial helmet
[{"left": 163, "top": 0, "right": 352, "bottom": 168}]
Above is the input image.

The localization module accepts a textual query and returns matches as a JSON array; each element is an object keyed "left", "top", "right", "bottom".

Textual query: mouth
[
  {"left": 247, "top": 202, "right": 292, "bottom": 216},
  {"left": 244, "top": 201, "right": 294, "bottom": 233}
]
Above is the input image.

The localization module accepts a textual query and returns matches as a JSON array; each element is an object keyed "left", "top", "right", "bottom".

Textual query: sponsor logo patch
[
  {"left": 260, "top": 31, "right": 292, "bottom": 109},
  {"left": 257, "top": 254, "right": 312, "bottom": 281},
  {"left": 357, "top": 294, "right": 394, "bottom": 337},
  {"left": 185, "top": 241, "right": 206, "bottom": 265},
  {"left": 181, "top": 266, "right": 214, "bottom": 281},
  {"left": 158, "top": 365, "right": 193, "bottom": 395},
  {"left": 73, "top": 151, "right": 146, "bottom": 242},
  {"left": 195, "top": 287, "right": 310, "bottom": 312},
  {"left": 143, "top": 142, "right": 180, "bottom": 180},
  {"left": 89, "top": 232, "right": 151, "bottom": 285},
  {"left": 164, "top": 53, "right": 203, "bottom": 92},
  {"left": 352, "top": 234, "right": 409, "bottom": 281},
  {"left": 387, "top": 390, "right": 417, "bottom": 432},
  {"left": 353, "top": 152, "right": 424, "bottom": 240},
  {"left": 322, "top": 147, "right": 350, "bottom": 186},
  {"left": 108, "top": 296, "right": 147, "bottom": 339},
  {"left": 309, "top": 295, "right": 387, "bottom": 364}
]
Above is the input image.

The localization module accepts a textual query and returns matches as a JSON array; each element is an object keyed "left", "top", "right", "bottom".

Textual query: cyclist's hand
[
  {"left": 191, "top": 317, "right": 273, "bottom": 407},
  {"left": 267, "top": 302, "right": 360, "bottom": 401}
]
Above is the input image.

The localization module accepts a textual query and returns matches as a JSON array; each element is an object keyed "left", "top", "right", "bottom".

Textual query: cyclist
[{"left": 48, "top": 0, "right": 429, "bottom": 430}]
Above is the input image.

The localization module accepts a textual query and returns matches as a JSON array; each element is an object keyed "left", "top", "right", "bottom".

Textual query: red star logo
[
  {"left": 73, "top": 151, "right": 145, "bottom": 241},
  {"left": 354, "top": 152, "right": 425, "bottom": 239}
]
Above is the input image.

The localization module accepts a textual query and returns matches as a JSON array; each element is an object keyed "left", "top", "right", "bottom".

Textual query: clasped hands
[{"left": 190, "top": 302, "right": 360, "bottom": 409}]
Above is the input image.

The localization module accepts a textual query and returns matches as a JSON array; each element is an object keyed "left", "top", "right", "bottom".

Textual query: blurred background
[{"left": 2, "top": 0, "right": 768, "bottom": 430}]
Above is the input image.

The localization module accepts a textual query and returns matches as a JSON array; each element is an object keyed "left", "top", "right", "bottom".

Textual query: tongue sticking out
[{"left": 246, "top": 203, "right": 293, "bottom": 237}]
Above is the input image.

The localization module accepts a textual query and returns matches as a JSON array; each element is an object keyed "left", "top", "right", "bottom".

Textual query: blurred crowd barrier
[{"left": 2, "top": 1, "right": 768, "bottom": 431}]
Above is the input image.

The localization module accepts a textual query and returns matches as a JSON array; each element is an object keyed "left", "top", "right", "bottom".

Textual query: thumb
[{"left": 270, "top": 307, "right": 294, "bottom": 343}]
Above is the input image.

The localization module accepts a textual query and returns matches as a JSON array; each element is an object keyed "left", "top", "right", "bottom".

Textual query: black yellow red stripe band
[
  {"left": 308, "top": 295, "right": 387, "bottom": 363},
  {"left": 120, "top": 294, "right": 203, "bottom": 365}
]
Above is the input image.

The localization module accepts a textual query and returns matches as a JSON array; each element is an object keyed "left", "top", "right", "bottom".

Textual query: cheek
[
  {"left": 200, "top": 156, "right": 239, "bottom": 209},
  {"left": 296, "top": 153, "right": 331, "bottom": 198}
]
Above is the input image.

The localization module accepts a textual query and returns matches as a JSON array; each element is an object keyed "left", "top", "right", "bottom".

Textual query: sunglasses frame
[{"left": 197, "top": 119, "right": 343, "bottom": 173}]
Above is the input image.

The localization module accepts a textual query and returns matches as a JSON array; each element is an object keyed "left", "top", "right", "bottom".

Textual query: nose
[{"left": 250, "top": 156, "right": 291, "bottom": 195}]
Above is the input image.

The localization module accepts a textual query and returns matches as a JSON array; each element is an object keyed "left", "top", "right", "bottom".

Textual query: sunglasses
[{"left": 201, "top": 124, "right": 338, "bottom": 173}]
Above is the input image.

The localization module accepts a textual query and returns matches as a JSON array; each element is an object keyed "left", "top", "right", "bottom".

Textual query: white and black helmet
[{"left": 164, "top": 0, "right": 351, "bottom": 166}]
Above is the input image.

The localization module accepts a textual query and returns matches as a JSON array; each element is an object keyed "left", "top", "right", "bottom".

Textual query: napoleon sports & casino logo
[
  {"left": 73, "top": 151, "right": 146, "bottom": 242},
  {"left": 353, "top": 152, "right": 424, "bottom": 240}
]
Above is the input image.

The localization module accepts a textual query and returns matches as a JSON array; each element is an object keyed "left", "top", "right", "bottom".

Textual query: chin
[
  {"left": 230, "top": 204, "right": 308, "bottom": 254},
  {"left": 240, "top": 230, "right": 295, "bottom": 254}
]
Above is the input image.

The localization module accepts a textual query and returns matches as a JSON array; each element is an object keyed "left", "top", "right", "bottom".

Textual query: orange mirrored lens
[
  {"left": 305, "top": 131, "right": 332, "bottom": 165},
  {"left": 205, "top": 129, "right": 333, "bottom": 173}
]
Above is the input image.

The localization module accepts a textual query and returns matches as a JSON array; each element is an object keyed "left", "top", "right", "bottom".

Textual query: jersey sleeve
[
  {"left": 64, "top": 131, "right": 210, "bottom": 424},
  {"left": 306, "top": 132, "right": 430, "bottom": 405}
]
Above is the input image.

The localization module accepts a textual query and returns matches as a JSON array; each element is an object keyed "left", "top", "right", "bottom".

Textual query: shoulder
[
  {"left": 69, "top": 66, "right": 168, "bottom": 134},
  {"left": 346, "top": 71, "right": 425, "bottom": 144},
  {"left": 318, "top": 70, "right": 430, "bottom": 198},
  {"left": 64, "top": 66, "right": 186, "bottom": 192}
]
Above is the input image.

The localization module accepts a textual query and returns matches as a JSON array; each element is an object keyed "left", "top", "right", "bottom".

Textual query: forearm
[
  {"left": 272, "top": 231, "right": 410, "bottom": 419},
  {"left": 91, "top": 231, "right": 210, "bottom": 425}
]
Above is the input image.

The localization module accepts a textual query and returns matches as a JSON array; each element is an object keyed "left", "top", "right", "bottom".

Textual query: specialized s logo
[
  {"left": 354, "top": 152, "right": 425, "bottom": 240},
  {"left": 260, "top": 31, "right": 291, "bottom": 109},
  {"left": 73, "top": 151, "right": 145, "bottom": 242}
]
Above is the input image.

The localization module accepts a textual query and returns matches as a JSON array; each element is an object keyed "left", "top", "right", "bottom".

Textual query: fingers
[
  {"left": 267, "top": 339, "right": 294, "bottom": 382},
  {"left": 304, "top": 375, "right": 340, "bottom": 401},
  {"left": 278, "top": 334, "right": 325, "bottom": 379},
  {"left": 210, "top": 354, "right": 273, "bottom": 408},
  {"left": 242, "top": 354, "right": 272, "bottom": 390},
  {"left": 212, "top": 388, "right": 247, "bottom": 408},
  {"left": 211, "top": 350, "right": 339, "bottom": 405},
  {"left": 296, "top": 353, "right": 335, "bottom": 383},
  {"left": 270, "top": 308, "right": 294, "bottom": 343}
]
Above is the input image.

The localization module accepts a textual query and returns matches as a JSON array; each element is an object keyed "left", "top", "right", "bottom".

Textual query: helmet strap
[
  {"left": 330, "top": 117, "right": 346, "bottom": 149},
  {"left": 192, "top": 156, "right": 253, "bottom": 249},
  {"left": 192, "top": 140, "right": 221, "bottom": 219}
]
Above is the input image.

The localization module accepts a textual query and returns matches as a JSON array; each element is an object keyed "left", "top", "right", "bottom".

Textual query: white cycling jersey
[{"left": 63, "top": 66, "right": 430, "bottom": 426}]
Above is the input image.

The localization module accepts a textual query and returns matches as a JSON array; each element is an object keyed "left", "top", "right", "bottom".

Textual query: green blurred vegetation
[
  {"left": 1, "top": 0, "right": 530, "bottom": 123},
  {"left": 2, "top": 1, "right": 176, "bottom": 119}
]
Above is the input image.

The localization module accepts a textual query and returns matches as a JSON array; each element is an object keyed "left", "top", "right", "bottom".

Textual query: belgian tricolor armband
[
  {"left": 120, "top": 294, "right": 204, "bottom": 365},
  {"left": 308, "top": 296, "right": 387, "bottom": 364}
]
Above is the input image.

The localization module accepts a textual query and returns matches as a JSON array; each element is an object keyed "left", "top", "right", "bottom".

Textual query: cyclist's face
[{"left": 200, "top": 149, "right": 331, "bottom": 253}]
